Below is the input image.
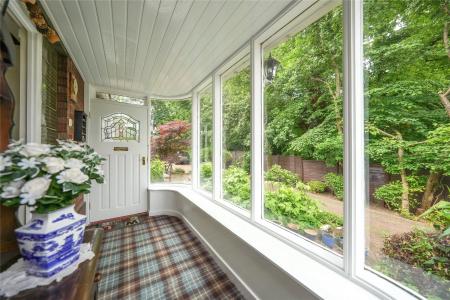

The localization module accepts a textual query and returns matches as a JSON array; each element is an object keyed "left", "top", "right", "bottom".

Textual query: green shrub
[
  {"left": 374, "top": 176, "right": 425, "bottom": 212},
  {"left": 265, "top": 186, "right": 342, "bottom": 229},
  {"left": 265, "top": 165, "right": 299, "bottom": 188},
  {"left": 150, "top": 158, "right": 165, "bottom": 182},
  {"left": 223, "top": 166, "right": 251, "bottom": 209},
  {"left": 382, "top": 229, "right": 449, "bottom": 280},
  {"left": 296, "top": 181, "right": 311, "bottom": 191},
  {"left": 420, "top": 201, "right": 450, "bottom": 235},
  {"left": 308, "top": 180, "right": 327, "bottom": 193},
  {"left": 200, "top": 147, "right": 212, "bottom": 162},
  {"left": 200, "top": 162, "right": 213, "bottom": 192},
  {"left": 376, "top": 229, "right": 450, "bottom": 299},
  {"left": 200, "top": 162, "right": 212, "bottom": 179},
  {"left": 324, "top": 173, "right": 344, "bottom": 200},
  {"left": 241, "top": 151, "right": 251, "bottom": 174},
  {"left": 223, "top": 150, "right": 233, "bottom": 166}
]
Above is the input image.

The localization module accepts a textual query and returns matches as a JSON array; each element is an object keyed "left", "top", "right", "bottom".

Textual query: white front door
[{"left": 89, "top": 99, "right": 148, "bottom": 222}]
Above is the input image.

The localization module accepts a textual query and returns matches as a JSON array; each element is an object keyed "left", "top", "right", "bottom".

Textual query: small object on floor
[{"left": 125, "top": 216, "right": 140, "bottom": 226}]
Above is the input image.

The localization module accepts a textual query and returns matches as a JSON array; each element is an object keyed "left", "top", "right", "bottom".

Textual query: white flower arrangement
[{"left": 0, "top": 140, "right": 105, "bottom": 213}]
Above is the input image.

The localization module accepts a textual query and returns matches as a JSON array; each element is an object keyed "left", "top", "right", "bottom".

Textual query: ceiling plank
[
  {"left": 94, "top": 0, "right": 119, "bottom": 88},
  {"left": 78, "top": 0, "right": 112, "bottom": 89},
  {"left": 159, "top": 0, "right": 258, "bottom": 94},
  {"left": 132, "top": 0, "right": 177, "bottom": 92},
  {"left": 143, "top": 0, "right": 195, "bottom": 91},
  {"left": 62, "top": 0, "right": 106, "bottom": 86},
  {"left": 129, "top": 0, "right": 161, "bottom": 93},
  {"left": 148, "top": 0, "right": 210, "bottom": 92},
  {"left": 111, "top": 0, "right": 128, "bottom": 90},
  {"left": 42, "top": 0, "right": 293, "bottom": 97},
  {"left": 151, "top": 0, "right": 233, "bottom": 92},
  {"left": 124, "top": 0, "right": 144, "bottom": 90}
]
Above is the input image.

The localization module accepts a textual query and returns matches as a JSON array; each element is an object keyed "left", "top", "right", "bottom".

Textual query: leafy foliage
[
  {"left": 323, "top": 173, "right": 344, "bottom": 200},
  {"left": 377, "top": 229, "right": 450, "bottom": 299},
  {"left": 382, "top": 229, "right": 449, "bottom": 280},
  {"left": 200, "top": 162, "right": 212, "bottom": 180},
  {"left": 265, "top": 164, "right": 299, "bottom": 188},
  {"left": 151, "top": 120, "right": 191, "bottom": 174},
  {"left": 308, "top": 180, "right": 327, "bottom": 193},
  {"left": 223, "top": 166, "right": 251, "bottom": 209},
  {"left": 420, "top": 201, "right": 450, "bottom": 236},
  {"left": 222, "top": 67, "right": 251, "bottom": 152},
  {"left": 374, "top": 176, "right": 426, "bottom": 212},
  {"left": 150, "top": 158, "right": 165, "bottom": 182},
  {"left": 265, "top": 186, "right": 342, "bottom": 230}
]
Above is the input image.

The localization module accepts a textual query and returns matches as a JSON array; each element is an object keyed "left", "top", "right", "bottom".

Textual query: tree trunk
[
  {"left": 333, "top": 63, "right": 343, "bottom": 135},
  {"left": 439, "top": 88, "right": 450, "bottom": 118},
  {"left": 395, "top": 131, "right": 409, "bottom": 212},
  {"left": 443, "top": 3, "right": 450, "bottom": 60},
  {"left": 398, "top": 146, "right": 410, "bottom": 212},
  {"left": 420, "top": 171, "right": 441, "bottom": 211}
]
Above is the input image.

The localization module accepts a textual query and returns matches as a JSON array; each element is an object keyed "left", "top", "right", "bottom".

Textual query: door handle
[{"left": 142, "top": 157, "right": 146, "bottom": 166}]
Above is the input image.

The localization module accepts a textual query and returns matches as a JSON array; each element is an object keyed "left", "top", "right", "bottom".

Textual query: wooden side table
[{"left": 2, "top": 228, "right": 104, "bottom": 300}]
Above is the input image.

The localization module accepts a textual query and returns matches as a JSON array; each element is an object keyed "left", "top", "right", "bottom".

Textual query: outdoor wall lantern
[{"left": 264, "top": 53, "right": 280, "bottom": 83}]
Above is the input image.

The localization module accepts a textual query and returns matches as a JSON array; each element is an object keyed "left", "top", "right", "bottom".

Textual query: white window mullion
[
  {"left": 343, "top": 0, "right": 365, "bottom": 277},
  {"left": 212, "top": 73, "right": 222, "bottom": 202},
  {"left": 27, "top": 32, "right": 43, "bottom": 143},
  {"left": 191, "top": 90, "right": 200, "bottom": 189},
  {"left": 251, "top": 39, "right": 263, "bottom": 222}
]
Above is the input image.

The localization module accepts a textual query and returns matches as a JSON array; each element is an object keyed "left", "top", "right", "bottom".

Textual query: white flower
[
  {"left": 57, "top": 141, "right": 85, "bottom": 153},
  {"left": 18, "top": 157, "right": 40, "bottom": 170},
  {"left": 5, "top": 140, "right": 23, "bottom": 154},
  {"left": 95, "top": 165, "right": 104, "bottom": 176},
  {"left": 0, "top": 156, "right": 12, "bottom": 172},
  {"left": 20, "top": 143, "right": 51, "bottom": 157},
  {"left": 20, "top": 177, "right": 51, "bottom": 205},
  {"left": 0, "top": 180, "right": 24, "bottom": 199},
  {"left": 41, "top": 157, "right": 65, "bottom": 174},
  {"left": 64, "top": 158, "right": 85, "bottom": 169},
  {"left": 57, "top": 168, "right": 89, "bottom": 185}
]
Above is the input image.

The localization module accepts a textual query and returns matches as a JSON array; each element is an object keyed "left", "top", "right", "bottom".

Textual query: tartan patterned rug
[{"left": 90, "top": 215, "right": 245, "bottom": 300}]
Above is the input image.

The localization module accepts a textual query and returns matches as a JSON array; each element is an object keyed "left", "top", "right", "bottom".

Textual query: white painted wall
[{"left": 149, "top": 190, "right": 318, "bottom": 300}]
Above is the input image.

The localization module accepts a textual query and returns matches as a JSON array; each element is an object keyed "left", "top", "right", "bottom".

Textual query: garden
[{"left": 149, "top": 1, "right": 450, "bottom": 298}]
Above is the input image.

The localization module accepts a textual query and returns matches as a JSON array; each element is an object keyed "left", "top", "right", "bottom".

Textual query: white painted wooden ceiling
[{"left": 41, "top": 0, "right": 292, "bottom": 98}]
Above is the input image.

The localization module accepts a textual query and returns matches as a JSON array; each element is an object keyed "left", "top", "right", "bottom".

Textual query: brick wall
[
  {"left": 57, "top": 57, "right": 84, "bottom": 140},
  {"left": 41, "top": 41, "right": 86, "bottom": 213},
  {"left": 41, "top": 40, "right": 58, "bottom": 144}
]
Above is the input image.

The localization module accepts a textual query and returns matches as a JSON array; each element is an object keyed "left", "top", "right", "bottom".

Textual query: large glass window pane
[
  {"left": 221, "top": 58, "right": 252, "bottom": 211},
  {"left": 199, "top": 86, "right": 213, "bottom": 192},
  {"left": 150, "top": 99, "right": 192, "bottom": 184},
  {"left": 364, "top": 1, "right": 450, "bottom": 298},
  {"left": 263, "top": 5, "right": 344, "bottom": 255}
]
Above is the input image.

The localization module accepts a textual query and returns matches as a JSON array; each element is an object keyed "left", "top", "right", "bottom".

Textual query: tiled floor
[{"left": 89, "top": 215, "right": 244, "bottom": 300}]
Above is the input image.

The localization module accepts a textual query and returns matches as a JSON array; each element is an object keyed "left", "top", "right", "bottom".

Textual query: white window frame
[
  {"left": 175, "top": 0, "right": 428, "bottom": 298},
  {"left": 148, "top": 97, "right": 194, "bottom": 186},
  {"left": 195, "top": 82, "right": 214, "bottom": 196}
]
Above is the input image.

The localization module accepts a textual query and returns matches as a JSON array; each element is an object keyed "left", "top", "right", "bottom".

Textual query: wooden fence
[{"left": 231, "top": 151, "right": 389, "bottom": 200}]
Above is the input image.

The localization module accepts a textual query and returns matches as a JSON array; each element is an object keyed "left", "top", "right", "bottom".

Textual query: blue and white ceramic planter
[{"left": 15, "top": 205, "right": 87, "bottom": 278}]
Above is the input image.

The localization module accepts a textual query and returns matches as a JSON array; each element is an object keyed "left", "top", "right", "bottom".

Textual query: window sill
[{"left": 148, "top": 184, "right": 392, "bottom": 299}]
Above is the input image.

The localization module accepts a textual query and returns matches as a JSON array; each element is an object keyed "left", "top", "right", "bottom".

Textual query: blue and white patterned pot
[{"left": 15, "top": 205, "right": 87, "bottom": 278}]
